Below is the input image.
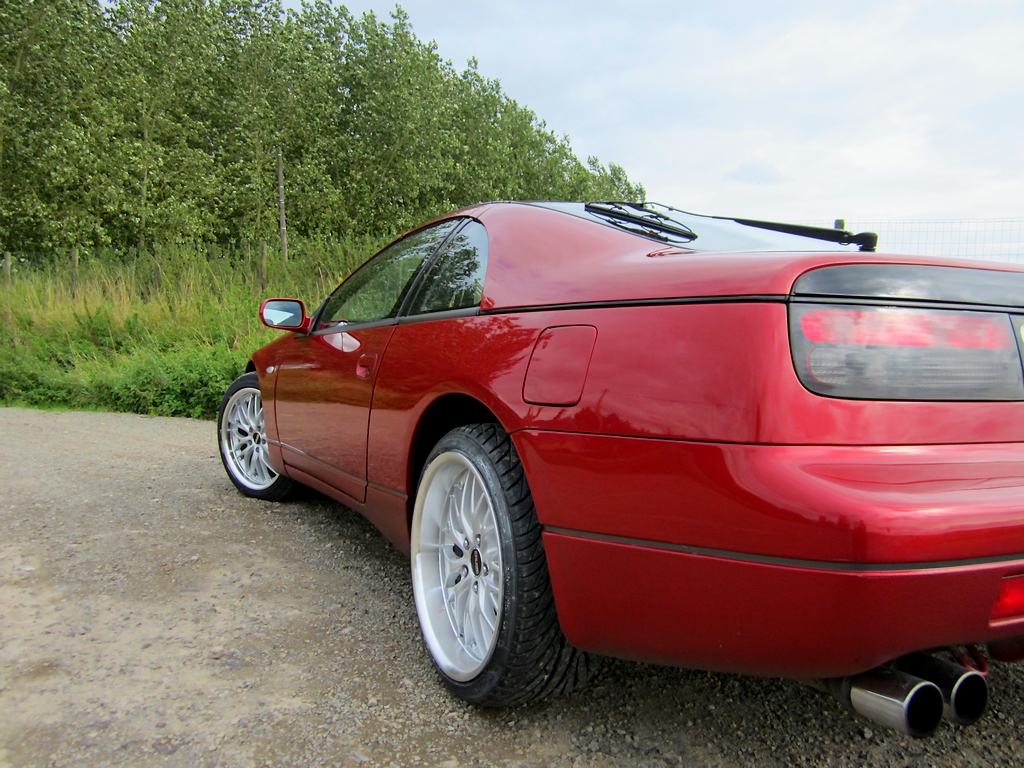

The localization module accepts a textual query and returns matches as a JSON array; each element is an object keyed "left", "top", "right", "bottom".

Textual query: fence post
[
  {"left": 259, "top": 241, "right": 267, "bottom": 291},
  {"left": 71, "top": 246, "right": 79, "bottom": 299}
]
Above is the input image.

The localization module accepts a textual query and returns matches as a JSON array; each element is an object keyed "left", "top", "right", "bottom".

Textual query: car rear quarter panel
[{"left": 364, "top": 300, "right": 1024, "bottom": 498}]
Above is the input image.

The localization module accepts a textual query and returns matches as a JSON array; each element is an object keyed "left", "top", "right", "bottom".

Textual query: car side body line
[
  {"left": 514, "top": 430, "right": 1024, "bottom": 565},
  {"left": 542, "top": 527, "right": 1024, "bottom": 572},
  {"left": 479, "top": 294, "right": 788, "bottom": 315}
]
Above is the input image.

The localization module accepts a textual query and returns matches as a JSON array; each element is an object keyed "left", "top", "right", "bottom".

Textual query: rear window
[{"left": 532, "top": 202, "right": 859, "bottom": 253}]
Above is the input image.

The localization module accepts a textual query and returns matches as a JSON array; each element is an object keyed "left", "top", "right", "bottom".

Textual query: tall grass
[{"left": 1, "top": 238, "right": 385, "bottom": 418}]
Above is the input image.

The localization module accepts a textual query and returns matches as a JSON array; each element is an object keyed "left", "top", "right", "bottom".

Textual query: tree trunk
[
  {"left": 71, "top": 246, "right": 79, "bottom": 299},
  {"left": 3, "top": 250, "right": 11, "bottom": 342},
  {"left": 259, "top": 241, "right": 267, "bottom": 291},
  {"left": 277, "top": 147, "right": 288, "bottom": 266},
  {"left": 153, "top": 248, "right": 162, "bottom": 293},
  {"left": 138, "top": 109, "right": 149, "bottom": 253}
]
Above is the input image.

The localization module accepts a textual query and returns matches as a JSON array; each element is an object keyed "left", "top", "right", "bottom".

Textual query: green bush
[{"left": 0, "top": 238, "right": 378, "bottom": 418}]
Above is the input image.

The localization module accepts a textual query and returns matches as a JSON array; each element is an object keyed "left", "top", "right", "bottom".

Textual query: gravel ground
[{"left": 2, "top": 407, "right": 1024, "bottom": 768}]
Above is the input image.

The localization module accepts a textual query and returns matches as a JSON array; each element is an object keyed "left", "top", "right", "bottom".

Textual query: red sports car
[{"left": 218, "top": 201, "right": 1024, "bottom": 738}]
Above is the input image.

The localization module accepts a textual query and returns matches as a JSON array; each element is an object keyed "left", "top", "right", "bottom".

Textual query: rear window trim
[{"left": 788, "top": 295, "right": 1024, "bottom": 315}]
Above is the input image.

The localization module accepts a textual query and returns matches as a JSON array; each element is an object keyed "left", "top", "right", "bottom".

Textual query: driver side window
[{"left": 319, "top": 219, "right": 461, "bottom": 328}]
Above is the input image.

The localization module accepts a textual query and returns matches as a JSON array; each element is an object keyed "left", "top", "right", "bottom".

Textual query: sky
[{"left": 283, "top": 0, "right": 1024, "bottom": 222}]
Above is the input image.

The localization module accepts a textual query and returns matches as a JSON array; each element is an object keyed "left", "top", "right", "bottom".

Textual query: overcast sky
[{"left": 285, "top": 1, "right": 1024, "bottom": 221}]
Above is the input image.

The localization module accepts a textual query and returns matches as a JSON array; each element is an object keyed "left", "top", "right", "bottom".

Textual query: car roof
[{"left": 444, "top": 202, "right": 1024, "bottom": 312}]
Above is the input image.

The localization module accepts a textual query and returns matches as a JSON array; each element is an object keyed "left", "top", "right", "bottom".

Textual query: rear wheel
[
  {"left": 410, "top": 423, "right": 597, "bottom": 706},
  {"left": 218, "top": 372, "right": 293, "bottom": 501}
]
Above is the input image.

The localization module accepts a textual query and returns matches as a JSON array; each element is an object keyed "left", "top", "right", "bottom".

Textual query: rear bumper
[
  {"left": 543, "top": 530, "right": 1024, "bottom": 677},
  {"left": 513, "top": 430, "right": 1024, "bottom": 677}
]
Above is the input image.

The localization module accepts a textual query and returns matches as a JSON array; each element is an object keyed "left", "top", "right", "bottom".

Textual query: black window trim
[
  {"left": 397, "top": 306, "right": 481, "bottom": 325},
  {"left": 310, "top": 216, "right": 469, "bottom": 336},
  {"left": 398, "top": 216, "right": 485, "bottom": 320},
  {"left": 309, "top": 316, "right": 400, "bottom": 337}
]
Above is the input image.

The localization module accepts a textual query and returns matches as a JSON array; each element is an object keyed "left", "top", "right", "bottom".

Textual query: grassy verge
[{"left": 1, "top": 239, "right": 384, "bottom": 419}]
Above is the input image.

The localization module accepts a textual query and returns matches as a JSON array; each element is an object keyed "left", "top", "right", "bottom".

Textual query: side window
[
  {"left": 407, "top": 221, "right": 488, "bottom": 315},
  {"left": 318, "top": 219, "right": 460, "bottom": 328}
]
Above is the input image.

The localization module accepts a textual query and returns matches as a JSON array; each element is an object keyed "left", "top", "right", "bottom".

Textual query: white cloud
[{"left": 288, "top": 0, "right": 1024, "bottom": 219}]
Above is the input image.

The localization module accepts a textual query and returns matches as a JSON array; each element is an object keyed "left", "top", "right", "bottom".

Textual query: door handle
[{"left": 355, "top": 354, "right": 377, "bottom": 379}]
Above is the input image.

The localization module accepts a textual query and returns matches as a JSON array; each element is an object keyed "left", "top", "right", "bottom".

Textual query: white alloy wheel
[
  {"left": 412, "top": 450, "right": 504, "bottom": 682},
  {"left": 220, "top": 385, "right": 278, "bottom": 491}
]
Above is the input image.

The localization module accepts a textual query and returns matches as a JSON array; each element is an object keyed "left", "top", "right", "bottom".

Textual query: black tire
[
  {"left": 217, "top": 372, "right": 294, "bottom": 501},
  {"left": 410, "top": 423, "right": 598, "bottom": 706}
]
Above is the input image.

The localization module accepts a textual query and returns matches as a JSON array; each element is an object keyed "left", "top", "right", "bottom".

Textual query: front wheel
[
  {"left": 410, "top": 423, "right": 597, "bottom": 706},
  {"left": 217, "top": 372, "right": 293, "bottom": 501}
]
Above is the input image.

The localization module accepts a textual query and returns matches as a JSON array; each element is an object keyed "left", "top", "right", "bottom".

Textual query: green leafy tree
[
  {"left": 1, "top": 0, "right": 643, "bottom": 251},
  {"left": 0, "top": 0, "right": 122, "bottom": 250},
  {"left": 108, "top": 0, "right": 225, "bottom": 248}
]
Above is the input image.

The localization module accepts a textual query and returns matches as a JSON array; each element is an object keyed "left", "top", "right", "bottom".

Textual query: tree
[
  {"left": 0, "top": 0, "right": 121, "bottom": 250},
  {"left": 108, "top": 0, "right": 224, "bottom": 248},
  {"left": 0, "top": 0, "right": 644, "bottom": 250}
]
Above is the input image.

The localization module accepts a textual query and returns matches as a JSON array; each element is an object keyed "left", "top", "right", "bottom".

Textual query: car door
[{"left": 274, "top": 219, "right": 463, "bottom": 502}]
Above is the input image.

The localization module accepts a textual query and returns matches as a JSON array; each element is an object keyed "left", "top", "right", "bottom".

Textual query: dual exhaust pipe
[{"left": 815, "top": 653, "right": 988, "bottom": 738}]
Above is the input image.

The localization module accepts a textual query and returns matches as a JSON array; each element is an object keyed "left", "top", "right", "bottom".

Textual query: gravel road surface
[{"left": 3, "top": 407, "right": 1024, "bottom": 767}]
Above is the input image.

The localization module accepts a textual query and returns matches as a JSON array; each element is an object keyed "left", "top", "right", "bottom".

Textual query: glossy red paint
[
  {"left": 247, "top": 201, "right": 1024, "bottom": 680},
  {"left": 522, "top": 325, "right": 598, "bottom": 406},
  {"left": 514, "top": 302, "right": 1024, "bottom": 446},
  {"left": 274, "top": 325, "right": 396, "bottom": 503},
  {"left": 366, "top": 313, "right": 541, "bottom": 496},
  {"left": 251, "top": 335, "right": 290, "bottom": 473},
  {"left": 474, "top": 202, "right": 1022, "bottom": 311},
  {"left": 514, "top": 430, "right": 1024, "bottom": 564},
  {"left": 542, "top": 531, "right": 1024, "bottom": 677}
]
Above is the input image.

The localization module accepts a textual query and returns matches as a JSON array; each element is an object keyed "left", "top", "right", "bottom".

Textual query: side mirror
[{"left": 259, "top": 298, "right": 311, "bottom": 333}]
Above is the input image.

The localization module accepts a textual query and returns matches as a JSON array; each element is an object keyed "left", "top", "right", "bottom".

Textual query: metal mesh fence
[{"left": 806, "top": 219, "right": 1024, "bottom": 263}]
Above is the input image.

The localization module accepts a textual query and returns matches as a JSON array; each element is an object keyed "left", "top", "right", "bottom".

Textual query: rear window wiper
[
  {"left": 723, "top": 217, "right": 878, "bottom": 252},
  {"left": 584, "top": 202, "right": 697, "bottom": 245}
]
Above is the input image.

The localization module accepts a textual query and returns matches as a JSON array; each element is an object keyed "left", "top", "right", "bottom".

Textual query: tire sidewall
[{"left": 414, "top": 429, "right": 520, "bottom": 702}]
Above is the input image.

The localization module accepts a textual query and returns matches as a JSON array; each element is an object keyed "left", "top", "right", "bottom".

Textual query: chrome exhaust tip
[
  {"left": 893, "top": 653, "right": 988, "bottom": 726},
  {"left": 818, "top": 668, "right": 944, "bottom": 738}
]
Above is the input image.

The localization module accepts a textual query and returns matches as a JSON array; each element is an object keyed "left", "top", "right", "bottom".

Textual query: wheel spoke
[
  {"left": 254, "top": 454, "right": 268, "bottom": 483},
  {"left": 453, "top": 577, "right": 472, "bottom": 640},
  {"left": 457, "top": 474, "right": 474, "bottom": 545},
  {"left": 471, "top": 487, "right": 489, "bottom": 535},
  {"left": 445, "top": 492, "right": 466, "bottom": 544},
  {"left": 482, "top": 578, "right": 500, "bottom": 623}
]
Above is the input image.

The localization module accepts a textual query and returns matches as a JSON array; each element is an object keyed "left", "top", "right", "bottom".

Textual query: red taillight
[
  {"left": 991, "top": 575, "right": 1024, "bottom": 623},
  {"left": 790, "top": 304, "right": 1024, "bottom": 401},
  {"left": 801, "top": 309, "right": 1014, "bottom": 349}
]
